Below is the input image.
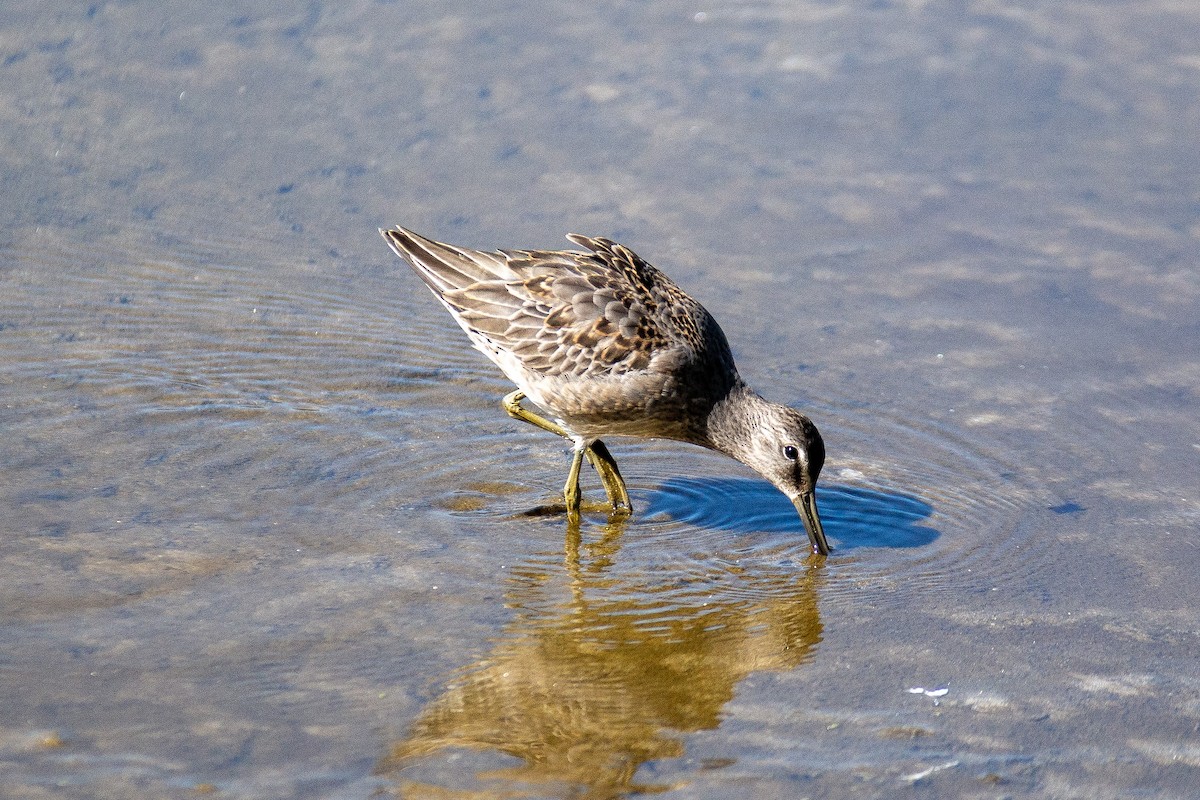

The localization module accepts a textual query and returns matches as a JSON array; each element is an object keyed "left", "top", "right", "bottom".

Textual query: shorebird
[{"left": 381, "top": 226, "right": 830, "bottom": 555}]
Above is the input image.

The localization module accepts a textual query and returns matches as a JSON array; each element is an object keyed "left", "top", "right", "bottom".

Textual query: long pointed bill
[{"left": 792, "top": 491, "right": 830, "bottom": 556}]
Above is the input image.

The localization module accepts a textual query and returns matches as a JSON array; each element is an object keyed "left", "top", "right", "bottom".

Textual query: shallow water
[{"left": 2, "top": 1, "right": 1199, "bottom": 798}]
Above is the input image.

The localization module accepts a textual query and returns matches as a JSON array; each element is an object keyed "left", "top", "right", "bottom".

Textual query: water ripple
[{"left": 645, "top": 476, "right": 937, "bottom": 550}]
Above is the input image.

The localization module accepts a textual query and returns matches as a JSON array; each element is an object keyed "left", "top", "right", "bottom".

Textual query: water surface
[{"left": 2, "top": 1, "right": 1198, "bottom": 798}]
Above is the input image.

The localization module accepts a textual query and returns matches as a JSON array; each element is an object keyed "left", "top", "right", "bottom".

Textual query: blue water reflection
[{"left": 644, "top": 477, "right": 938, "bottom": 551}]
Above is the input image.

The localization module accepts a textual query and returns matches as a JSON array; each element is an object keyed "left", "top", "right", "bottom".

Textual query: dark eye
[{"left": 783, "top": 445, "right": 799, "bottom": 461}]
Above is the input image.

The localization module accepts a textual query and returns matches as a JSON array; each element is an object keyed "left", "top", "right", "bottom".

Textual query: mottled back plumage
[{"left": 384, "top": 227, "right": 739, "bottom": 443}]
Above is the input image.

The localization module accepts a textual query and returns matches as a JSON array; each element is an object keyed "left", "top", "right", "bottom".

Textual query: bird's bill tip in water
[{"left": 792, "top": 491, "right": 830, "bottom": 556}]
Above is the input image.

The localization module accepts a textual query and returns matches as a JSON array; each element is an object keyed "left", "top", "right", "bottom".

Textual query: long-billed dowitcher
[{"left": 381, "top": 226, "right": 830, "bottom": 555}]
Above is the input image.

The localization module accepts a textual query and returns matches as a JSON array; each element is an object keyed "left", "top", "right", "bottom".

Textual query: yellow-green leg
[
  {"left": 563, "top": 446, "right": 585, "bottom": 521},
  {"left": 586, "top": 440, "right": 631, "bottom": 513},
  {"left": 502, "top": 390, "right": 632, "bottom": 515}
]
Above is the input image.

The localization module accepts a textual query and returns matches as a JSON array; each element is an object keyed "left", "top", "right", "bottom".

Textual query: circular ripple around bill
[
  {"left": 397, "top": 374, "right": 1051, "bottom": 607},
  {"left": 602, "top": 386, "right": 1053, "bottom": 604}
]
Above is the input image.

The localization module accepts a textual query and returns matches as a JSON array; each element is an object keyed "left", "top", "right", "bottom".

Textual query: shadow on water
[
  {"left": 643, "top": 476, "right": 939, "bottom": 551},
  {"left": 377, "top": 517, "right": 826, "bottom": 798}
]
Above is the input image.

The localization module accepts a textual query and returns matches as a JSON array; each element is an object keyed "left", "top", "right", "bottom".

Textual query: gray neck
[{"left": 702, "top": 382, "right": 766, "bottom": 461}]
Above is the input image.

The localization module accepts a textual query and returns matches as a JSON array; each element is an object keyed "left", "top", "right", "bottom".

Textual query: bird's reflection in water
[{"left": 378, "top": 518, "right": 824, "bottom": 798}]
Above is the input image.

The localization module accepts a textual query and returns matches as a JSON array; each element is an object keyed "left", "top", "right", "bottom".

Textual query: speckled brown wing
[{"left": 382, "top": 227, "right": 731, "bottom": 385}]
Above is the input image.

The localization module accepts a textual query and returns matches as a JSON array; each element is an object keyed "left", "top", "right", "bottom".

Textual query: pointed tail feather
[{"left": 380, "top": 227, "right": 513, "bottom": 295}]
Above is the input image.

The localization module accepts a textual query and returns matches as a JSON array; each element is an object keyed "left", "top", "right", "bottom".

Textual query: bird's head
[{"left": 709, "top": 392, "right": 829, "bottom": 555}]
